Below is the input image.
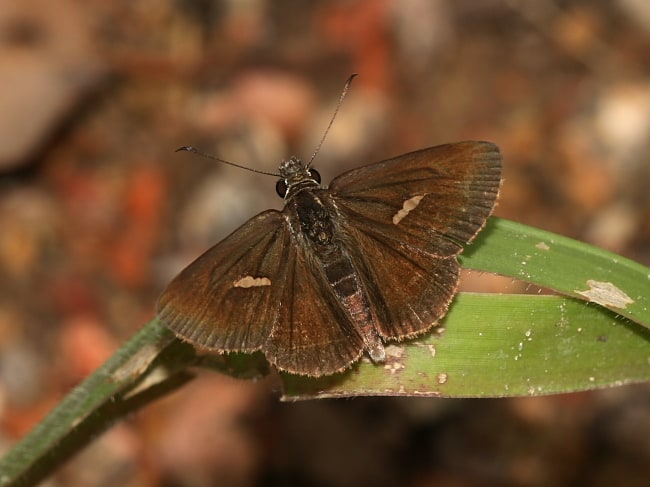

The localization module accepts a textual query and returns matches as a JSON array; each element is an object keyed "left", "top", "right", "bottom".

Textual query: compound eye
[
  {"left": 276, "top": 179, "right": 288, "bottom": 197},
  {"left": 309, "top": 168, "right": 321, "bottom": 184}
]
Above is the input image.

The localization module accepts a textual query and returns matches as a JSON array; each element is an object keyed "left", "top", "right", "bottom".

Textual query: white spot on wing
[
  {"left": 233, "top": 276, "right": 271, "bottom": 288},
  {"left": 392, "top": 194, "right": 425, "bottom": 224},
  {"left": 574, "top": 280, "right": 634, "bottom": 309}
]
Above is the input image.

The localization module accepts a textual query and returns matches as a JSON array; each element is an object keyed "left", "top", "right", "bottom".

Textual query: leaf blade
[
  {"left": 460, "top": 217, "right": 650, "bottom": 328},
  {"left": 281, "top": 293, "right": 650, "bottom": 399}
]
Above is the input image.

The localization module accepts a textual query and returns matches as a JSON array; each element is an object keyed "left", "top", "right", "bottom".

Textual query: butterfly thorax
[{"left": 294, "top": 191, "right": 334, "bottom": 246}]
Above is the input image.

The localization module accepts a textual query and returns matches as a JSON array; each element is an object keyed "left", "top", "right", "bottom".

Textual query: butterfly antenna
[
  {"left": 175, "top": 146, "right": 280, "bottom": 177},
  {"left": 306, "top": 73, "right": 357, "bottom": 168}
]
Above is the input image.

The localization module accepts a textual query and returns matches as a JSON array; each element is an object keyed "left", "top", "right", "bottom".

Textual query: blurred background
[{"left": 1, "top": 0, "right": 650, "bottom": 485}]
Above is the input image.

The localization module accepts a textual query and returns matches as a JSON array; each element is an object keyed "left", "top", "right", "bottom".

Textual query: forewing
[
  {"left": 264, "top": 242, "right": 364, "bottom": 376},
  {"left": 329, "top": 141, "right": 502, "bottom": 256},
  {"left": 156, "top": 210, "right": 290, "bottom": 352}
]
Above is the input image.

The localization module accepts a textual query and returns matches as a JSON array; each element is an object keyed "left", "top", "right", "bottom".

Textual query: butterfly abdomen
[
  {"left": 320, "top": 247, "right": 386, "bottom": 362},
  {"left": 291, "top": 190, "right": 386, "bottom": 362}
]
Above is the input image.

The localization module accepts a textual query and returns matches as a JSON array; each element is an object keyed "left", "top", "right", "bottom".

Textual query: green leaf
[
  {"left": 460, "top": 218, "right": 650, "bottom": 328},
  {"left": 281, "top": 293, "right": 650, "bottom": 399}
]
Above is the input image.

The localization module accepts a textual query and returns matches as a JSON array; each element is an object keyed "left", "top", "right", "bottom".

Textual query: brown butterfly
[{"left": 157, "top": 140, "right": 502, "bottom": 377}]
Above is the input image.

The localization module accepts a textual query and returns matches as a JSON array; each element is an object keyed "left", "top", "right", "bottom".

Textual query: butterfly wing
[
  {"left": 264, "top": 237, "right": 364, "bottom": 376},
  {"left": 329, "top": 141, "right": 502, "bottom": 339},
  {"left": 330, "top": 141, "right": 502, "bottom": 255},
  {"left": 338, "top": 222, "right": 461, "bottom": 340},
  {"left": 157, "top": 207, "right": 365, "bottom": 375},
  {"left": 156, "top": 210, "right": 290, "bottom": 352}
]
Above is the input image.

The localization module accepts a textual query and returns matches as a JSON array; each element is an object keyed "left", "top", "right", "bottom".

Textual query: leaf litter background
[{"left": 1, "top": 1, "right": 650, "bottom": 486}]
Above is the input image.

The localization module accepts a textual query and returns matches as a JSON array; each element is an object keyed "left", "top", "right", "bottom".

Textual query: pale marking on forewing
[
  {"left": 574, "top": 280, "right": 634, "bottom": 309},
  {"left": 233, "top": 276, "right": 272, "bottom": 288},
  {"left": 392, "top": 194, "right": 425, "bottom": 224}
]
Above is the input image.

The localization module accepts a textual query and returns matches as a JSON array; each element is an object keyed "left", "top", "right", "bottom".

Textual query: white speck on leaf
[
  {"left": 384, "top": 362, "right": 405, "bottom": 374},
  {"left": 575, "top": 280, "right": 634, "bottom": 309}
]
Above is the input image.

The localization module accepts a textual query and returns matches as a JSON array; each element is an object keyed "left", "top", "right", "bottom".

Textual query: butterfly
[{"left": 157, "top": 141, "right": 502, "bottom": 376}]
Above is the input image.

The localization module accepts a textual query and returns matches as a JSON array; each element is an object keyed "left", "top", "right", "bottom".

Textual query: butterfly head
[{"left": 276, "top": 156, "right": 321, "bottom": 199}]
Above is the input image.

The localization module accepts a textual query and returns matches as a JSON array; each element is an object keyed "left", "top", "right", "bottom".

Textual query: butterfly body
[
  {"left": 157, "top": 141, "right": 502, "bottom": 376},
  {"left": 286, "top": 185, "right": 387, "bottom": 364}
]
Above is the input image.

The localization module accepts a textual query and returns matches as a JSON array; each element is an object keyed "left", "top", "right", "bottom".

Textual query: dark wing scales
[
  {"left": 264, "top": 242, "right": 364, "bottom": 376},
  {"left": 156, "top": 210, "right": 289, "bottom": 352},
  {"left": 329, "top": 141, "right": 502, "bottom": 255},
  {"left": 327, "top": 141, "right": 501, "bottom": 339},
  {"left": 341, "top": 224, "right": 460, "bottom": 339}
]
